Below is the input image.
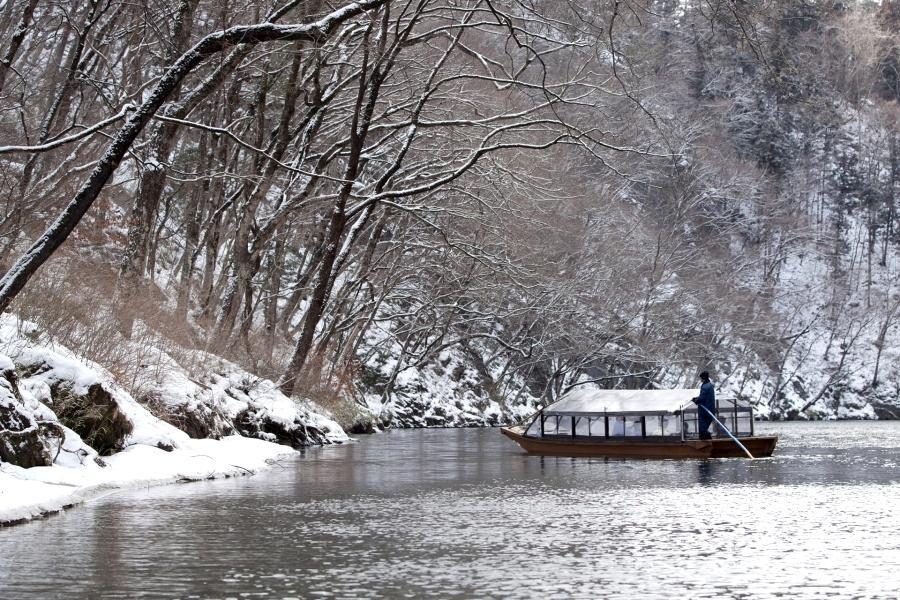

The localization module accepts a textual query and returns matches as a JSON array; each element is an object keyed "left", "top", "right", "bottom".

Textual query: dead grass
[
  {"left": 7, "top": 250, "right": 365, "bottom": 433},
  {"left": 292, "top": 354, "right": 372, "bottom": 431},
  {"left": 10, "top": 254, "right": 187, "bottom": 400}
]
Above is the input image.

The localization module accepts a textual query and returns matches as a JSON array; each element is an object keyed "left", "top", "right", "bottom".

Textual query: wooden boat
[{"left": 501, "top": 388, "right": 777, "bottom": 459}]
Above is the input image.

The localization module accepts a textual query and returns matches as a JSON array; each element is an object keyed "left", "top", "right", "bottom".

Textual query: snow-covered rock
[
  {"left": 1, "top": 321, "right": 191, "bottom": 453},
  {"left": 134, "top": 348, "right": 349, "bottom": 446},
  {"left": 0, "top": 358, "right": 59, "bottom": 468}
]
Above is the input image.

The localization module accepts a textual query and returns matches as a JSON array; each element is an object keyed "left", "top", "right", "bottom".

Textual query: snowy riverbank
[
  {"left": 0, "top": 316, "right": 349, "bottom": 526},
  {"left": 0, "top": 435, "right": 295, "bottom": 526}
]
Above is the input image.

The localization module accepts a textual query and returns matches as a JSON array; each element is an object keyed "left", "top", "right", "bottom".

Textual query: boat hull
[{"left": 500, "top": 426, "right": 777, "bottom": 459}]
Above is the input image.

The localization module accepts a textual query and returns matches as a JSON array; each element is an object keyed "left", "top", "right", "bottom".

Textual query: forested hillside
[{"left": 0, "top": 0, "right": 898, "bottom": 439}]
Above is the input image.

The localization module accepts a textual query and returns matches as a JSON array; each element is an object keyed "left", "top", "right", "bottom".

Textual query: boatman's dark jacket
[
  {"left": 695, "top": 382, "right": 715, "bottom": 411},
  {"left": 694, "top": 381, "right": 716, "bottom": 436}
]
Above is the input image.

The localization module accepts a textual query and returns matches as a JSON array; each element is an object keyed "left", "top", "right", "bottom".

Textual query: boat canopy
[{"left": 544, "top": 387, "right": 746, "bottom": 415}]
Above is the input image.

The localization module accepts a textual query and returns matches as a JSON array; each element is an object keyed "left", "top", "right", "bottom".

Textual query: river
[{"left": 1, "top": 421, "right": 899, "bottom": 599}]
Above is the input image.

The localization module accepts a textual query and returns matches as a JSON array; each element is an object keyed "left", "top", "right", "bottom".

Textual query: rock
[
  {"left": 131, "top": 354, "right": 348, "bottom": 446},
  {"left": 142, "top": 392, "right": 235, "bottom": 440},
  {"left": 348, "top": 420, "right": 377, "bottom": 434},
  {"left": 160, "top": 404, "right": 217, "bottom": 439},
  {"left": 870, "top": 402, "right": 900, "bottom": 420},
  {"left": 0, "top": 364, "right": 62, "bottom": 468},
  {"left": 791, "top": 377, "right": 809, "bottom": 401},
  {"left": 234, "top": 408, "right": 330, "bottom": 448},
  {"left": 424, "top": 415, "right": 444, "bottom": 427},
  {"left": 47, "top": 382, "right": 133, "bottom": 456}
]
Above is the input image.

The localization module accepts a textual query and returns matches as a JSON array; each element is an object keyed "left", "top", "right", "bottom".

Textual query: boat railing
[{"left": 679, "top": 398, "right": 754, "bottom": 440}]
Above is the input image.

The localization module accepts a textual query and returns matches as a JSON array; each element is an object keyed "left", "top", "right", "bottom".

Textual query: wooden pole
[{"left": 698, "top": 404, "right": 754, "bottom": 459}]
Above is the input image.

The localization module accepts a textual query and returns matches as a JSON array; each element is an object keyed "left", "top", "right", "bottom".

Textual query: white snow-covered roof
[{"left": 545, "top": 387, "right": 724, "bottom": 414}]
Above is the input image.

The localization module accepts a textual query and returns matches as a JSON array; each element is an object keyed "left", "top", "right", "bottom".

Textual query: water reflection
[
  {"left": 696, "top": 459, "right": 714, "bottom": 485},
  {"left": 1, "top": 421, "right": 899, "bottom": 599}
]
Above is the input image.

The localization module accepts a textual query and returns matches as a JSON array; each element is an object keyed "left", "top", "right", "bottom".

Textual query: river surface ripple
[{"left": 1, "top": 421, "right": 899, "bottom": 599}]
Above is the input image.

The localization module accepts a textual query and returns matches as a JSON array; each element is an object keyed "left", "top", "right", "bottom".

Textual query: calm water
[{"left": 2, "top": 422, "right": 900, "bottom": 599}]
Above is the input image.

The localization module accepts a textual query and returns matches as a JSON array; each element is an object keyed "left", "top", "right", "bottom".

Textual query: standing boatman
[{"left": 692, "top": 371, "right": 716, "bottom": 440}]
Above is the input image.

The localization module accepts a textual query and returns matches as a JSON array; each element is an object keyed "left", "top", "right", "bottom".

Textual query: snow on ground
[{"left": 0, "top": 435, "right": 293, "bottom": 525}]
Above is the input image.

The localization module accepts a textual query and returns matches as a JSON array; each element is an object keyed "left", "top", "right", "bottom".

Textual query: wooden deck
[{"left": 500, "top": 426, "right": 778, "bottom": 459}]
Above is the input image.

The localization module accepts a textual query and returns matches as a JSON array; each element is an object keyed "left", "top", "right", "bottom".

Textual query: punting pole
[{"left": 697, "top": 404, "right": 754, "bottom": 459}]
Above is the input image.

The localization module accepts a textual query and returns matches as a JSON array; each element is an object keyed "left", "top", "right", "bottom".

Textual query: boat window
[
  {"left": 682, "top": 413, "right": 697, "bottom": 437},
  {"left": 661, "top": 415, "right": 680, "bottom": 436},
  {"left": 624, "top": 416, "right": 643, "bottom": 437},
  {"left": 610, "top": 416, "right": 626, "bottom": 436},
  {"left": 557, "top": 416, "right": 573, "bottom": 436},
  {"left": 588, "top": 417, "right": 605, "bottom": 437},
  {"left": 716, "top": 412, "right": 753, "bottom": 436},
  {"left": 542, "top": 415, "right": 558, "bottom": 435},
  {"left": 645, "top": 415, "right": 663, "bottom": 437},
  {"left": 575, "top": 417, "right": 590, "bottom": 436},
  {"left": 526, "top": 416, "right": 541, "bottom": 437},
  {"left": 711, "top": 406, "right": 754, "bottom": 436}
]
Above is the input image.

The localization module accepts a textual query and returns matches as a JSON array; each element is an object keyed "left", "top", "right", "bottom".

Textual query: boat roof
[{"left": 544, "top": 387, "right": 741, "bottom": 415}]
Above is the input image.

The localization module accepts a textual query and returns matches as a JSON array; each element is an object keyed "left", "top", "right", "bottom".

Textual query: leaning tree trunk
[
  {"left": 280, "top": 208, "right": 348, "bottom": 396},
  {"left": 280, "top": 4, "right": 418, "bottom": 395}
]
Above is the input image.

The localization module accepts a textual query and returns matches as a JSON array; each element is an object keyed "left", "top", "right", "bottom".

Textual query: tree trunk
[
  {"left": 116, "top": 0, "right": 199, "bottom": 336},
  {"left": 0, "top": 0, "right": 39, "bottom": 93},
  {"left": 261, "top": 232, "right": 286, "bottom": 368},
  {"left": 281, "top": 223, "right": 328, "bottom": 333},
  {"left": 280, "top": 21, "right": 381, "bottom": 395},
  {"left": 214, "top": 45, "right": 304, "bottom": 346},
  {"left": 175, "top": 132, "right": 210, "bottom": 321}
]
